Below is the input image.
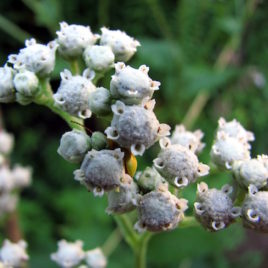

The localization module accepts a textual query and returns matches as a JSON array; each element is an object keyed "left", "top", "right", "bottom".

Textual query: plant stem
[
  {"left": 34, "top": 78, "right": 85, "bottom": 131},
  {"left": 101, "top": 228, "right": 122, "bottom": 257},
  {"left": 179, "top": 216, "right": 199, "bottom": 228},
  {"left": 69, "top": 60, "right": 80, "bottom": 75},
  {"left": 134, "top": 232, "right": 152, "bottom": 268}
]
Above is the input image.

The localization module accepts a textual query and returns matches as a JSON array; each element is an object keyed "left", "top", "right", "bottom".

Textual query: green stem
[
  {"left": 179, "top": 216, "right": 199, "bottom": 228},
  {"left": 134, "top": 232, "right": 152, "bottom": 268},
  {"left": 34, "top": 78, "right": 84, "bottom": 131},
  {"left": 69, "top": 60, "right": 80, "bottom": 75},
  {"left": 101, "top": 228, "right": 122, "bottom": 257}
]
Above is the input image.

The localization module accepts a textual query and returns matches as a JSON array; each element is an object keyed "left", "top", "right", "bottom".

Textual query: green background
[{"left": 0, "top": 0, "right": 267, "bottom": 267}]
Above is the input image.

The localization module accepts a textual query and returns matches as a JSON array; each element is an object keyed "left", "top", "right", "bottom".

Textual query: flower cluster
[{"left": 51, "top": 240, "right": 106, "bottom": 268}]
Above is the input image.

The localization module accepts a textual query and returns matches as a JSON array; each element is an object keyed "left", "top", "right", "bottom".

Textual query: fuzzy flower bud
[
  {"left": 0, "top": 240, "right": 28, "bottom": 267},
  {"left": 58, "top": 130, "right": 91, "bottom": 163},
  {"left": 54, "top": 69, "right": 96, "bottom": 118},
  {"left": 233, "top": 155, "right": 268, "bottom": 189},
  {"left": 100, "top": 27, "right": 140, "bottom": 62},
  {"left": 106, "top": 174, "right": 139, "bottom": 214},
  {"left": 0, "top": 167, "right": 15, "bottom": 192},
  {"left": 217, "top": 117, "right": 255, "bottom": 143},
  {"left": 171, "top": 124, "right": 205, "bottom": 154},
  {"left": 8, "top": 38, "right": 57, "bottom": 77},
  {"left": 85, "top": 248, "right": 107, "bottom": 268},
  {"left": 91, "top": 132, "right": 108, "bottom": 151},
  {"left": 12, "top": 165, "right": 32, "bottom": 188},
  {"left": 74, "top": 149, "right": 124, "bottom": 196},
  {"left": 0, "top": 65, "right": 15, "bottom": 103},
  {"left": 14, "top": 69, "right": 39, "bottom": 98},
  {"left": 153, "top": 138, "right": 209, "bottom": 188},
  {"left": 211, "top": 131, "right": 251, "bottom": 170},
  {"left": 88, "top": 87, "right": 111, "bottom": 116},
  {"left": 56, "top": 22, "right": 99, "bottom": 59},
  {"left": 0, "top": 131, "right": 14, "bottom": 155},
  {"left": 51, "top": 240, "right": 85, "bottom": 268},
  {"left": 135, "top": 167, "right": 167, "bottom": 193},
  {"left": 0, "top": 193, "right": 17, "bottom": 215},
  {"left": 194, "top": 182, "right": 241, "bottom": 231},
  {"left": 242, "top": 185, "right": 268, "bottom": 232},
  {"left": 135, "top": 186, "right": 188, "bottom": 232},
  {"left": 110, "top": 63, "right": 160, "bottom": 105},
  {"left": 105, "top": 100, "right": 170, "bottom": 156},
  {"left": 84, "top": 45, "right": 114, "bottom": 72}
]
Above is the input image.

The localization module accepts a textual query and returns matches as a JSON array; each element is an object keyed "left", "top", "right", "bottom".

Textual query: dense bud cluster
[
  {"left": 0, "top": 240, "right": 29, "bottom": 267},
  {"left": 194, "top": 182, "right": 241, "bottom": 231}
]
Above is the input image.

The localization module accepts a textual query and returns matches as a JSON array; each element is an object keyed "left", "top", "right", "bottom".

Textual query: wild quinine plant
[{"left": 0, "top": 21, "right": 267, "bottom": 268}]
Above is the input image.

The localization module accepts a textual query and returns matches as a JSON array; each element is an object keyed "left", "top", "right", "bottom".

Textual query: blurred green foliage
[{"left": 0, "top": 0, "right": 267, "bottom": 267}]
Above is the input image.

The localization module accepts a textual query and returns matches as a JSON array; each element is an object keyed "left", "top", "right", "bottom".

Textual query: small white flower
[
  {"left": 0, "top": 167, "right": 15, "bottom": 192},
  {"left": 12, "top": 165, "right": 32, "bottom": 188},
  {"left": 51, "top": 240, "right": 85, "bottom": 268},
  {"left": 14, "top": 69, "right": 39, "bottom": 97},
  {"left": 100, "top": 27, "right": 140, "bottom": 62},
  {"left": 0, "top": 193, "right": 18, "bottom": 215},
  {"left": 0, "top": 65, "right": 15, "bottom": 103},
  {"left": 84, "top": 45, "right": 114, "bottom": 72},
  {"left": 110, "top": 63, "right": 160, "bottom": 105},
  {"left": 54, "top": 69, "right": 96, "bottom": 119},
  {"left": 8, "top": 38, "right": 58, "bottom": 77},
  {"left": 0, "top": 240, "right": 28, "bottom": 267},
  {"left": 0, "top": 131, "right": 14, "bottom": 155},
  {"left": 85, "top": 248, "right": 107, "bottom": 268},
  {"left": 171, "top": 124, "right": 205, "bottom": 154},
  {"left": 56, "top": 22, "right": 99, "bottom": 59}
]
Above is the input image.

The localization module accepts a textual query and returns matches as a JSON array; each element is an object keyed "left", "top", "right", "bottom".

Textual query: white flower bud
[
  {"left": 54, "top": 69, "right": 96, "bottom": 118},
  {"left": 51, "top": 240, "right": 85, "bottom": 268},
  {"left": 105, "top": 100, "right": 170, "bottom": 156},
  {"left": 217, "top": 117, "right": 255, "bottom": 143},
  {"left": 153, "top": 138, "right": 209, "bottom": 188},
  {"left": 171, "top": 124, "right": 205, "bottom": 154},
  {"left": 56, "top": 22, "right": 99, "bottom": 59},
  {"left": 0, "top": 167, "right": 15, "bottom": 192},
  {"left": 135, "top": 167, "right": 167, "bottom": 193},
  {"left": 0, "top": 193, "right": 17, "bottom": 215},
  {"left": 14, "top": 69, "right": 39, "bottom": 97},
  {"left": 74, "top": 149, "right": 124, "bottom": 196},
  {"left": 0, "top": 240, "right": 28, "bottom": 267},
  {"left": 91, "top": 132, "right": 108, "bottom": 151},
  {"left": 106, "top": 174, "right": 139, "bottom": 215},
  {"left": 242, "top": 185, "right": 268, "bottom": 232},
  {"left": 58, "top": 130, "right": 91, "bottom": 163},
  {"left": 0, "top": 131, "right": 14, "bottom": 155},
  {"left": 88, "top": 87, "right": 111, "bottom": 116},
  {"left": 211, "top": 131, "right": 251, "bottom": 170},
  {"left": 84, "top": 45, "right": 114, "bottom": 72},
  {"left": 11, "top": 165, "right": 32, "bottom": 188},
  {"left": 194, "top": 182, "right": 241, "bottom": 231},
  {"left": 0, "top": 65, "right": 15, "bottom": 103},
  {"left": 100, "top": 27, "right": 140, "bottom": 62},
  {"left": 110, "top": 63, "right": 160, "bottom": 105},
  {"left": 8, "top": 38, "right": 58, "bottom": 77},
  {"left": 135, "top": 187, "right": 188, "bottom": 232},
  {"left": 85, "top": 248, "right": 107, "bottom": 268}
]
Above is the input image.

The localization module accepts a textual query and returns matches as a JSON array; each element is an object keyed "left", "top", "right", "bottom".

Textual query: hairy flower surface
[
  {"left": 110, "top": 63, "right": 160, "bottom": 105},
  {"left": 0, "top": 65, "right": 15, "bottom": 103},
  {"left": 54, "top": 69, "right": 96, "bottom": 118},
  {"left": 194, "top": 182, "right": 241, "bottom": 231},
  {"left": 58, "top": 130, "right": 91, "bottom": 163},
  {"left": 105, "top": 100, "right": 170, "bottom": 156},
  {"left": 171, "top": 124, "right": 205, "bottom": 154},
  {"left": 74, "top": 149, "right": 124, "bottom": 196},
  {"left": 8, "top": 38, "right": 57, "bottom": 77},
  {"left": 135, "top": 186, "right": 188, "bottom": 232},
  {"left": 211, "top": 131, "right": 251, "bottom": 170},
  {"left": 56, "top": 22, "right": 98, "bottom": 58},
  {"left": 106, "top": 174, "right": 139, "bottom": 214},
  {"left": 0, "top": 240, "right": 28, "bottom": 268},
  {"left": 85, "top": 248, "right": 107, "bottom": 268},
  {"left": 84, "top": 45, "right": 114, "bottom": 72},
  {"left": 242, "top": 185, "right": 268, "bottom": 232},
  {"left": 154, "top": 138, "right": 209, "bottom": 188},
  {"left": 100, "top": 28, "right": 140, "bottom": 62},
  {"left": 233, "top": 155, "right": 268, "bottom": 189},
  {"left": 51, "top": 240, "right": 85, "bottom": 268}
]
